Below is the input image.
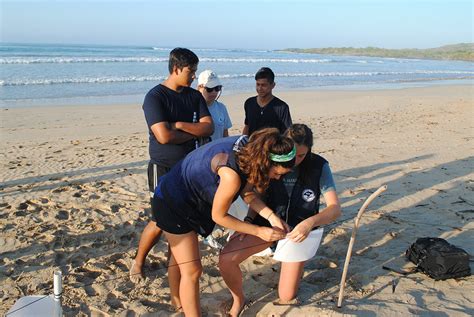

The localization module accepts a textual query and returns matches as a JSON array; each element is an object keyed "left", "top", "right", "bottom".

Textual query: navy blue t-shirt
[
  {"left": 155, "top": 136, "right": 249, "bottom": 236},
  {"left": 143, "top": 84, "right": 210, "bottom": 168}
]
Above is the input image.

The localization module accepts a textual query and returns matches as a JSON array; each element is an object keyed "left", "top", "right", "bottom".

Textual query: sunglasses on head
[{"left": 205, "top": 85, "right": 222, "bottom": 93}]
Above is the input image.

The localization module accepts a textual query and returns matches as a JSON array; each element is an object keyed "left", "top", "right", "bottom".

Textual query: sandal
[{"left": 272, "top": 297, "right": 300, "bottom": 306}]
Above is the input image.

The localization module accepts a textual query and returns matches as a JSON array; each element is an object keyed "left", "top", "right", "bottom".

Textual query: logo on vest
[{"left": 302, "top": 189, "right": 315, "bottom": 202}]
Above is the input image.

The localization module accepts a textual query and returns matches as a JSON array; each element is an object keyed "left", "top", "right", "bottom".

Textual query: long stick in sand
[{"left": 337, "top": 185, "right": 388, "bottom": 308}]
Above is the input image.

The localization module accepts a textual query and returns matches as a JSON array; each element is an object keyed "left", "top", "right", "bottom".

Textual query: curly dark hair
[{"left": 236, "top": 128, "right": 295, "bottom": 193}]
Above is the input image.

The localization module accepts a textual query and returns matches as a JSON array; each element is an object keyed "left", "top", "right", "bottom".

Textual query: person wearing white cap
[
  {"left": 197, "top": 70, "right": 234, "bottom": 249},
  {"left": 197, "top": 70, "right": 232, "bottom": 142}
]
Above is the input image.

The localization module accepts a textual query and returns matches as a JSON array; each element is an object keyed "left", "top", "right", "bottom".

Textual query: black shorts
[
  {"left": 147, "top": 162, "right": 170, "bottom": 201},
  {"left": 147, "top": 162, "right": 170, "bottom": 220},
  {"left": 152, "top": 193, "right": 193, "bottom": 235}
]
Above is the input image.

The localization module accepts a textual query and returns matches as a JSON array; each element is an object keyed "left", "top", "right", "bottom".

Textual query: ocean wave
[
  {"left": 386, "top": 76, "right": 474, "bottom": 83},
  {"left": 5, "top": 56, "right": 445, "bottom": 65},
  {"left": 0, "top": 57, "right": 169, "bottom": 64},
  {"left": 200, "top": 58, "right": 333, "bottom": 63},
  {"left": 2, "top": 70, "right": 472, "bottom": 86},
  {"left": 0, "top": 56, "right": 333, "bottom": 64},
  {"left": 224, "top": 70, "right": 474, "bottom": 78},
  {"left": 0, "top": 75, "right": 166, "bottom": 86}
]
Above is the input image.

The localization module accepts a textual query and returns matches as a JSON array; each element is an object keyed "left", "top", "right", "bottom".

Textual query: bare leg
[
  {"left": 278, "top": 261, "right": 305, "bottom": 302},
  {"left": 130, "top": 221, "right": 162, "bottom": 282},
  {"left": 219, "top": 235, "right": 271, "bottom": 317},
  {"left": 165, "top": 231, "right": 202, "bottom": 317},
  {"left": 168, "top": 247, "right": 182, "bottom": 310}
]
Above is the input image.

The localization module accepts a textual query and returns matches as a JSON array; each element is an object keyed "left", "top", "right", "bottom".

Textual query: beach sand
[{"left": 1, "top": 85, "right": 473, "bottom": 316}]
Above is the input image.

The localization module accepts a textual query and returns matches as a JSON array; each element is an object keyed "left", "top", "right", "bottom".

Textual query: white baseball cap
[{"left": 198, "top": 70, "right": 222, "bottom": 88}]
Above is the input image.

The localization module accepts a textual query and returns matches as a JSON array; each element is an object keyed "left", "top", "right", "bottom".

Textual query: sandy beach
[{"left": 1, "top": 85, "right": 473, "bottom": 316}]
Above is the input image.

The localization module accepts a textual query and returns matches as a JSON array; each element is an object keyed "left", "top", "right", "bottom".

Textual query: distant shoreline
[
  {"left": 2, "top": 43, "right": 472, "bottom": 109},
  {"left": 279, "top": 43, "right": 474, "bottom": 62}
]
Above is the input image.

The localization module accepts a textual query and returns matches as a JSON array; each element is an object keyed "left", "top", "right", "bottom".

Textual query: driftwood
[{"left": 337, "top": 185, "right": 388, "bottom": 308}]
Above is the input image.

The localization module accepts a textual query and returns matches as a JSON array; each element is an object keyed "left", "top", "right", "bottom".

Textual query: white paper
[
  {"left": 226, "top": 197, "right": 248, "bottom": 237},
  {"left": 273, "top": 228, "right": 324, "bottom": 262},
  {"left": 228, "top": 196, "right": 248, "bottom": 221}
]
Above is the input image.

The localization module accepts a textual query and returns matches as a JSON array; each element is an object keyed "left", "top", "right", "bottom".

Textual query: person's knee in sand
[{"left": 219, "top": 124, "right": 342, "bottom": 313}]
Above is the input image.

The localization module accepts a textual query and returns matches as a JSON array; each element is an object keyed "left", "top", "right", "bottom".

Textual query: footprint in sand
[
  {"left": 69, "top": 253, "right": 88, "bottom": 267},
  {"left": 112, "top": 258, "right": 129, "bottom": 272},
  {"left": 305, "top": 269, "right": 336, "bottom": 285},
  {"left": 89, "top": 194, "right": 101, "bottom": 200},
  {"left": 119, "top": 232, "right": 136, "bottom": 246},
  {"left": 85, "top": 285, "right": 97, "bottom": 296},
  {"left": 74, "top": 269, "right": 101, "bottom": 285},
  {"left": 15, "top": 210, "right": 27, "bottom": 217},
  {"left": 140, "top": 299, "right": 169, "bottom": 310},
  {"left": 107, "top": 253, "right": 123, "bottom": 263},
  {"left": 0, "top": 202, "right": 11, "bottom": 209},
  {"left": 18, "top": 202, "right": 29, "bottom": 209},
  {"left": 56, "top": 210, "right": 69, "bottom": 220},
  {"left": 105, "top": 293, "right": 124, "bottom": 310},
  {"left": 52, "top": 186, "right": 70, "bottom": 193},
  {"left": 54, "top": 252, "right": 66, "bottom": 265}
]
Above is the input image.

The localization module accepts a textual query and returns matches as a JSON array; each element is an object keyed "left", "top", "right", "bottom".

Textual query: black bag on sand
[{"left": 405, "top": 237, "right": 471, "bottom": 280}]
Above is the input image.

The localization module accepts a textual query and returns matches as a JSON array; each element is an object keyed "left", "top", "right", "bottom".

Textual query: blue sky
[{"left": 1, "top": 0, "right": 472, "bottom": 49}]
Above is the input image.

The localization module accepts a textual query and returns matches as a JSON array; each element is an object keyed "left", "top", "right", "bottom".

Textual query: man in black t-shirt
[
  {"left": 131, "top": 48, "right": 213, "bottom": 310},
  {"left": 143, "top": 80, "right": 211, "bottom": 168},
  {"left": 242, "top": 67, "right": 292, "bottom": 136}
]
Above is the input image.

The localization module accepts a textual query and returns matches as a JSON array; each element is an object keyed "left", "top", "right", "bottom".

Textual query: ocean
[{"left": 1, "top": 43, "right": 473, "bottom": 108}]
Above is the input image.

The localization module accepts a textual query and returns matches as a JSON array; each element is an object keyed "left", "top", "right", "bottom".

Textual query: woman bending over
[
  {"left": 219, "top": 124, "right": 342, "bottom": 316},
  {"left": 152, "top": 128, "right": 295, "bottom": 316}
]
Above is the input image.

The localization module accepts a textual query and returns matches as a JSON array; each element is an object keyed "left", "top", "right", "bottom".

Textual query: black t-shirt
[
  {"left": 244, "top": 96, "right": 292, "bottom": 135},
  {"left": 143, "top": 84, "right": 210, "bottom": 167}
]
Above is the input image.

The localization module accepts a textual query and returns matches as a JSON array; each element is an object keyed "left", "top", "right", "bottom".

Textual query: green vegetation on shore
[{"left": 280, "top": 43, "right": 474, "bottom": 61}]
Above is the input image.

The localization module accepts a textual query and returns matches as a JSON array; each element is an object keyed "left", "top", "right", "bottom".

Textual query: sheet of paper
[
  {"left": 228, "top": 196, "right": 247, "bottom": 221},
  {"left": 273, "top": 228, "right": 324, "bottom": 262}
]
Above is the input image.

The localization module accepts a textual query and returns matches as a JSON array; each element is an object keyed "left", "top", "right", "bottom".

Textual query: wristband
[
  {"left": 266, "top": 213, "right": 274, "bottom": 221},
  {"left": 244, "top": 216, "right": 254, "bottom": 223}
]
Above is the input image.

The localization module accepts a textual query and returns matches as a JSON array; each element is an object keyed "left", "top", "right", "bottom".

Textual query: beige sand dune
[{"left": 1, "top": 85, "right": 473, "bottom": 316}]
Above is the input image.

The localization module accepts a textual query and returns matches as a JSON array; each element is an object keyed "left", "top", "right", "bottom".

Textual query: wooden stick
[{"left": 337, "top": 185, "right": 387, "bottom": 308}]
